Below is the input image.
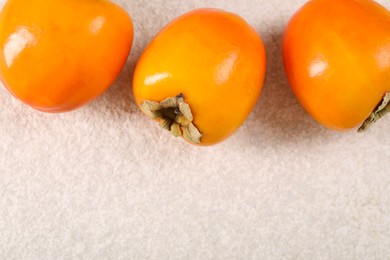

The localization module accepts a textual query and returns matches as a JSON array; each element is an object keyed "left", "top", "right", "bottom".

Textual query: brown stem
[{"left": 140, "top": 94, "right": 202, "bottom": 144}]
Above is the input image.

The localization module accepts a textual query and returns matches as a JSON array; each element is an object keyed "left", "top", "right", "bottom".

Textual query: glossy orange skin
[
  {"left": 133, "top": 9, "right": 266, "bottom": 145},
  {"left": 0, "top": 0, "right": 133, "bottom": 112},
  {"left": 283, "top": 0, "right": 390, "bottom": 130}
]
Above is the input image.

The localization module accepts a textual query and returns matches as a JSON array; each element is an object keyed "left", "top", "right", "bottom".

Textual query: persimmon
[
  {"left": 0, "top": 0, "right": 133, "bottom": 112},
  {"left": 133, "top": 8, "right": 266, "bottom": 146},
  {"left": 283, "top": 0, "right": 390, "bottom": 131}
]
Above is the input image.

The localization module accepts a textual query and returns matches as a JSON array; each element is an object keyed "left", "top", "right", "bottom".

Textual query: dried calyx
[
  {"left": 140, "top": 93, "right": 202, "bottom": 144},
  {"left": 358, "top": 92, "right": 390, "bottom": 132}
]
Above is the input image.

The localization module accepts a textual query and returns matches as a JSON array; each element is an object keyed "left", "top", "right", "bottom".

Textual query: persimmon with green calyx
[
  {"left": 133, "top": 8, "right": 266, "bottom": 146},
  {"left": 0, "top": 0, "right": 133, "bottom": 112},
  {"left": 282, "top": 0, "right": 390, "bottom": 132}
]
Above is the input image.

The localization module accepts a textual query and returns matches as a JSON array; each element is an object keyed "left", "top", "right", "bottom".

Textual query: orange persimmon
[
  {"left": 133, "top": 8, "right": 266, "bottom": 146},
  {"left": 0, "top": 0, "right": 133, "bottom": 112},
  {"left": 283, "top": 0, "right": 390, "bottom": 131}
]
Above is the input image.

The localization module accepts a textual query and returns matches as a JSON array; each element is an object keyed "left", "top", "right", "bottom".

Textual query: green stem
[{"left": 358, "top": 92, "right": 390, "bottom": 133}]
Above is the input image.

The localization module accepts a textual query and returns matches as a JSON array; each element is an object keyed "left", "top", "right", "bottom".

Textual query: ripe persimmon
[
  {"left": 0, "top": 0, "right": 133, "bottom": 112},
  {"left": 133, "top": 8, "right": 266, "bottom": 145},
  {"left": 283, "top": 0, "right": 390, "bottom": 131}
]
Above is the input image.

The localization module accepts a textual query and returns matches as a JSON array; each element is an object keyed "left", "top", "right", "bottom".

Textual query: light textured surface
[{"left": 1, "top": 0, "right": 390, "bottom": 259}]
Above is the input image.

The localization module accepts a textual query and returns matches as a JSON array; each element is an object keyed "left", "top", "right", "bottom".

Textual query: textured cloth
[{"left": 0, "top": 0, "right": 390, "bottom": 259}]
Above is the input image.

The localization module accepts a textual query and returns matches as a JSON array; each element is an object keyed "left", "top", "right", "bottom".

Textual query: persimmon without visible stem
[{"left": 0, "top": 0, "right": 133, "bottom": 112}]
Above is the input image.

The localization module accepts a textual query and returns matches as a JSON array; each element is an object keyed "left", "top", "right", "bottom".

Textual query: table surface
[{"left": 0, "top": 0, "right": 389, "bottom": 259}]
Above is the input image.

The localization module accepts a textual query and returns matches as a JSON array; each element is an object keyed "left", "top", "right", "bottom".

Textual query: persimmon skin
[
  {"left": 282, "top": 0, "right": 390, "bottom": 130},
  {"left": 133, "top": 9, "right": 266, "bottom": 146},
  {"left": 0, "top": 0, "right": 133, "bottom": 112}
]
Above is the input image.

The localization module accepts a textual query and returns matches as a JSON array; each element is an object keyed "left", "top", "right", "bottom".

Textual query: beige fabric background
[{"left": 1, "top": 0, "right": 390, "bottom": 259}]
